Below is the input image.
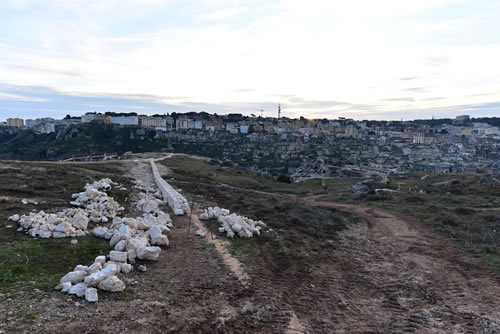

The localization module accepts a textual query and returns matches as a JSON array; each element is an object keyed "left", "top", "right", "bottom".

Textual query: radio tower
[{"left": 278, "top": 104, "right": 281, "bottom": 119}]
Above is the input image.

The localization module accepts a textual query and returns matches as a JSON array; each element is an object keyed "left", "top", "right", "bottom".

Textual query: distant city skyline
[{"left": 1, "top": 1, "right": 499, "bottom": 121}]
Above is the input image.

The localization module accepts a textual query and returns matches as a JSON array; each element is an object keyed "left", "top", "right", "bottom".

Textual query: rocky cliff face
[{"left": 0, "top": 124, "right": 167, "bottom": 160}]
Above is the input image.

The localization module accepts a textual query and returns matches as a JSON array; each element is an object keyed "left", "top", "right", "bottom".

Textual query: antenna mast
[{"left": 278, "top": 104, "right": 281, "bottom": 119}]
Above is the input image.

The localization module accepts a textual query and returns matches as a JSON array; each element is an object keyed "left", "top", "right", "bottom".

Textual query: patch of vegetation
[
  {"left": 353, "top": 173, "right": 500, "bottom": 272},
  {"left": 163, "top": 156, "right": 355, "bottom": 271},
  {"left": 0, "top": 160, "right": 132, "bottom": 293},
  {"left": 0, "top": 237, "right": 111, "bottom": 293},
  {"left": 277, "top": 174, "right": 292, "bottom": 183},
  {"left": 159, "top": 156, "right": 360, "bottom": 197}
]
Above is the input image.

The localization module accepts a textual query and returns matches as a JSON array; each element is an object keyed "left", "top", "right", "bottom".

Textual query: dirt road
[{"left": 295, "top": 199, "right": 500, "bottom": 333}]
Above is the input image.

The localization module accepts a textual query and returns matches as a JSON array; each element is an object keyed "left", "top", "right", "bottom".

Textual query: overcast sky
[{"left": 1, "top": 0, "right": 499, "bottom": 121}]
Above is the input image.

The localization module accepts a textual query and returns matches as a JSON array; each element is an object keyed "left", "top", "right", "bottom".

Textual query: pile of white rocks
[
  {"left": 69, "top": 178, "right": 122, "bottom": 221},
  {"left": 200, "top": 206, "right": 266, "bottom": 238},
  {"left": 136, "top": 191, "right": 163, "bottom": 214},
  {"left": 8, "top": 178, "right": 123, "bottom": 239},
  {"left": 150, "top": 160, "right": 189, "bottom": 215},
  {"left": 56, "top": 184, "right": 173, "bottom": 302}
]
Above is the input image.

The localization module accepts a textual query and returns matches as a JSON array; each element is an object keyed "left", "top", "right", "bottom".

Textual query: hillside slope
[{"left": 0, "top": 154, "right": 499, "bottom": 333}]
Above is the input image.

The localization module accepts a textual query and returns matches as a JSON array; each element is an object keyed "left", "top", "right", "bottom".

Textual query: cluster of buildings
[{"left": 1, "top": 112, "right": 499, "bottom": 175}]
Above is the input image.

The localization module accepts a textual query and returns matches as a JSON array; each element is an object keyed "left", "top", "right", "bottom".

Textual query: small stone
[
  {"left": 121, "top": 263, "right": 133, "bottom": 274},
  {"left": 109, "top": 231, "right": 122, "bottom": 247},
  {"left": 114, "top": 240, "right": 126, "bottom": 251},
  {"left": 85, "top": 288, "right": 98, "bottom": 302},
  {"left": 137, "top": 265, "right": 147, "bottom": 272},
  {"left": 71, "top": 239, "right": 78, "bottom": 245},
  {"left": 92, "top": 226, "right": 108, "bottom": 238},
  {"left": 38, "top": 231, "right": 52, "bottom": 238},
  {"left": 194, "top": 229, "right": 205, "bottom": 238},
  {"left": 149, "top": 225, "right": 169, "bottom": 246},
  {"left": 97, "top": 276, "right": 126, "bottom": 292},
  {"left": 84, "top": 264, "right": 120, "bottom": 287},
  {"left": 61, "top": 282, "right": 72, "bottom": 293},
  {"left": 71, "top": 212, "right": 89, "bottom": 230},
  {"left": 8, "top": 214, "right": 20, "bottom": 222},
  {"left": 69, "top": 282, "right": 87, "bottom": 297},
  {"left": 136, "top": 246, "right": 161, "bottom": 261},
  {"left": 60, "top": 271, "right": 86, "bottom": 284},
  {"left": 94, "top": 256, "right": 106, "bottom": 265},
  {"left": 87, "top": 262, "right": 102, "bottom": 274},
  {"left": 74, "top": 265, "right": 88, "bottom": 272},
  {"left": 109, "top": 251, "right": 128, "bottom": 263}
]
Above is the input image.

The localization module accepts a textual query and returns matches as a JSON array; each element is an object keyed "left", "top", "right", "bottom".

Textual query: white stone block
[
  {"left": 149, "top": 225, "right": 169, "bottom": 246},
  {"left": 61, "top": 281, "right": 72, "bottom": 293},
  {"left": 136, "top": 246, "right": 161, "bottom": 261},
  {"left": 92, "top": 226, "right": 108, "bottom": 238},
  {"left": 121, "top": 263, "right": 133, "bottom": 274},
  {"left": 94, "top": 255, "right": 106, "bottom": 265},
  {"left": 84, "top": 264, "right": 120, "bottom": 287},
  {"left": 60, "top": 271, "right": 86, "bottom": 284},
  {"left": 69, "top": 282, "right": 87, "bottom": 297},
  {"left": 109, "top": 251, "right": 128, "bottom": 263},
  {"left": 87, "top": 262, "right": 102, "bottom": 274},
  {"left": 74, "top": 265, "right": 88, "bottom": 272},
  {"left": 85, "top": 288, "right": 98, "bottom": 302},
  {"left": 97, "top": 276, "right": 126, "bottom": 292}
]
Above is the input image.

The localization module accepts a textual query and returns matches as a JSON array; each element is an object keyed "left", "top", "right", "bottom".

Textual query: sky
[{"left": 0, "top": 0, "right": 499, "bottom": 121}]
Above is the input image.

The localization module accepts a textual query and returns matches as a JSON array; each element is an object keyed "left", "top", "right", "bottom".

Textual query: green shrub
[
  {"left": 277, "top": 174, "right": 292, "bottom": 183},
  {"left": 455, "top": 207, "right": 475, "bottom": 215}
]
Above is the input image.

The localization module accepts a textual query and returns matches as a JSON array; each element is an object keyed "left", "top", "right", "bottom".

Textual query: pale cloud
[
  {"left": 0, "top": 0, "right": 499, "bottom": 120},
  {"left": 0, "top": 91, "right": 47, "bottom": 102}
]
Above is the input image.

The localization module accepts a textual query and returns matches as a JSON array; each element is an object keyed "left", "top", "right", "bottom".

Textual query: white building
[
  {"left": 140, "top": 117, "right": 167, "bottom": 127},
  {"left": 240, "top": 124, "right": 249, "bottom": 134},
  {"left": 25, "top": 119, "right": 35, "bottom": 128},
  {"left": 112, "top": 116, "right": 139, "bottom": 126}
]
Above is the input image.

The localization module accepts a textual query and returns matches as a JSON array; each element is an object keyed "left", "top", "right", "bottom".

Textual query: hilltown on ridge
[{"left": 2, "top": 111, "right": 499, "bottom": 176}]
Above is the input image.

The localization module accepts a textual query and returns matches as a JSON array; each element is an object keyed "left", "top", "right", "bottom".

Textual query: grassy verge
[
  {"left": 349, "top": 173, "right": 500, "bottom": 271},
  {"left": 158, "top": 155, "right": 359, "bottom": 197},
  {"left": 161, "top": 156, "right": 363, "bottom": 270}
]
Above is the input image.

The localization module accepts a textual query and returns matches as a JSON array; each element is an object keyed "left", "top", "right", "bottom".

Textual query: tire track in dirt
[{"left": 303, "top": 199, "right": 500, "bottom": 333}]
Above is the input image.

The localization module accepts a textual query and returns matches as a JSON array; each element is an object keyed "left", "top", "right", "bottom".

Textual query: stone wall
[{"left": 150, "top": 159, "right": 190, "bottom": 215}]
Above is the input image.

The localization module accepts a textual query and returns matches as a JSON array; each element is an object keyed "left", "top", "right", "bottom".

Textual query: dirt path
[
  {"left": 299, "top": 199, "right": 500, "bottom": 333},
  {"left": 191, "top": 214, "right": 250, "bottom": 285}
]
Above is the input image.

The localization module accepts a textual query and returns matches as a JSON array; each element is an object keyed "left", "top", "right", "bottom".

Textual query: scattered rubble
[
  {"left": 13, "top": 168, "right": 187, "bottom": 303},
  {"left": 55, "top": 179, "right": 173, "bottom": 302},
  {"left": 9, "top": 178, "right": 122, "bottom": 239},
  {"left": 200, "top": 206, "right": 266, "bottom": 238}
]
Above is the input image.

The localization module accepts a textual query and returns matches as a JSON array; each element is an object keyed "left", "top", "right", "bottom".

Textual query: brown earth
[{"left": 1, "top": 157, "right": 499, "bottom": 333}]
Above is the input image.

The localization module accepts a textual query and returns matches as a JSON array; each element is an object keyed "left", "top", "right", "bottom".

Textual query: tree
[{"left": 277, "top": 174, "right": 292, "bottom": 183}]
